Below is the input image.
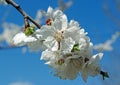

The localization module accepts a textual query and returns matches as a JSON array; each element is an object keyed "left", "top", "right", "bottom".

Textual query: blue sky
[{"left": 0, "top": 0, "right": 120, "bottom": 85}]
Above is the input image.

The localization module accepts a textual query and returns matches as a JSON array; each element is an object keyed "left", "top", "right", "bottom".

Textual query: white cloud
[
  {"left": 58, "top": 0, "right": 73, "bottom": 11},
  {"left": 93, "top": 31, "right": 120, "bottom": 51},
  {"left": 1, "top": 22, "right": 21, "bottom": 45},
  {"left": 9, "top": 82, "right": 33, "bottom": 85}
]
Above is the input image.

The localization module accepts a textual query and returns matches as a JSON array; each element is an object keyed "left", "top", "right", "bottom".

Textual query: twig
[
  {"left": 5, "top": 0, "right": 41, "bottom": 28},
  {"left": 24, "top": 17, "right": 30, "bottom": 28}
]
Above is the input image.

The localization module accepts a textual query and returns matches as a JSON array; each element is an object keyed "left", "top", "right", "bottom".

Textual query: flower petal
[
  {"left": 28, "top": 40, "right": 46, "bottom": 52},
  {"left": 90, "top": 53, "right": 103, "bottom": 64},
  {"left": 61, "top": 37, "right": 75, "bottom": 53},
  {"left": 35, "top": 25, "right": 54, "bottom": 39},
  {"left": 13, "top": 32, "right": 37, "bottom": 46},
  {"left": 44, "top": 36, "right": 58, "bottom": 51},
  {"left": 47, "top": 6, "right": 54, "bottom": 18}
]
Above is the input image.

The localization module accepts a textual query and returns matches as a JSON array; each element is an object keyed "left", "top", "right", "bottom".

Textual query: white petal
[
  {"left": 64, "top": 25, "right": 80, "bottom": 42},
  {"left": 13, "top": 32, "right": 37, "bottom": 46},
  {"left": 53, "top": 10, "right": 63, "bottom": 19},
  {"left": 41, "top": 50, "right": 53, "bottom": 60},
  {"left": 52, "top": 14, "right": 67, "bottom": 31},
  {"left": 52, "top": 10, "right": 68, "bottom": 30},
  {"left": 60, "top": 14, "right": 68, "bottom": 30},
  {"left": 44, "top": 36, "right": 58, "bottom": 51},
  {"left": 52, "top": 19, "right": 63, "bottom": 31},
  {"left": 35, "top": 26, "right": 54, "bottom": 39},
  {"left": 61, "top": 37, "right": 75, "bottom": 53},
  {"left": 47, "top": 6, "right": 54, "bottom": 18},
  {"left": 63, "top": 62, "right": 79, "bottom": 80},
  {"left": 28, "top": 40, "right": 46, "bottom": 52},
  {"left": 89, "top": 64, "right": 101, "bottom": 77},
  {"left": 90, "top": 53, "right": 103, "bottom": 64},
  {"left": 69, "top": 20, "right": 79, "bottom": 28},
  {"left": 54, "top": 60, "right": 79, "bottom": 80},
  {"left": 81, "top": 71, "right": 88, "bottom": 82}
]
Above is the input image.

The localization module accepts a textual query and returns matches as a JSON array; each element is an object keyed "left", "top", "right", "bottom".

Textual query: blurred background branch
[{"left": 103, "top": 0, "right": 120, "bottom": 28}]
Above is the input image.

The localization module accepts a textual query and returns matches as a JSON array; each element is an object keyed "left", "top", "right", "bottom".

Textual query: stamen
[
  {"left": 46, "top": 18, "right": 52, "bottom": 25},
  {"left": 57, "top": 59, "right": 65, "bottom": 65},
  {"left": 53, "top": 31, "right": 64, "bottom": 42},
  {"left": 58, "top": 42, "right": 61, "bottom": 50},
  {"left": 84, "top": 57, "right": 89, "bottom": 62}
]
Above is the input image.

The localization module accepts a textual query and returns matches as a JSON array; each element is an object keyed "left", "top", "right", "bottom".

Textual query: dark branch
[
  {"left": 24, "top": 17, "right": 30, "bottom": 28},
  {"left": 5, "top": 0, "right": 41, "bottom": 29}
]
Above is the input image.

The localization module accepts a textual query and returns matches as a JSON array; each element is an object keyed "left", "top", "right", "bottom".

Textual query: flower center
[
  {"left": 53, "top": 31, "right": 64, "bottom": 42},
  {"left": 46, "top": 18, "right": 52, "bottom": 25},
  {"left": 57, "top": 59, "right": 65, "bottom": 65}
]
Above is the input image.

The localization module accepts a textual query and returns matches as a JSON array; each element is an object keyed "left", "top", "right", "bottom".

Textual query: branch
[
  {"left": 5, "top": 0, "right": 41, "bottom": 29},
  {"left": 103, "top": 0, "right": 120, "bottom": 28}
]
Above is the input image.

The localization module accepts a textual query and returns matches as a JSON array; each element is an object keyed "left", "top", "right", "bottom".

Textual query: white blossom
[
  {"left": 35, "top": 17, "right": 89, "bottom": 53},
  {"left": 41, "top": 42, "right": 102, "bottom": 80},
  {"left": 81, "top": 53, "right": 103, "bottom": 82},
  {"left": 12, "top": 6, "right": 107, "bottom": 82},
  {"left": 35, "top": 7, "right": 77, "bottom": 52},
  {"left": 41, "top": 50, "right": 82, "bottom": 80},
  {"left": 36, "top": 7, "right": 104, "bottom": 81},
  {"left": 13, "top": 32, "right": 37, "bottom": 46},
  {"left": 42, "top": 6, "right": 67, "bottom": 23},
  {"left": 13, "top": 31, "right": 46, "bottom": 51}
]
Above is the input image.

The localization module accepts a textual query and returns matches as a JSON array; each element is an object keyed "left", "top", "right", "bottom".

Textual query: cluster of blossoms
[{"left": 13, "top": 7, "right": 109, "bottom": 82}]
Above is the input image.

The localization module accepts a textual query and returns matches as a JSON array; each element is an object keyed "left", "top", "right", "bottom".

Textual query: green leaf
[
  {"left": 100, "top": 71, "right": 109, "bottom": 80},
  {"left": 25, "top": 26, "right": 35, "bottom": 36},
  {"left": 71, "top": 43, "right": 80, "bottom": 52}
]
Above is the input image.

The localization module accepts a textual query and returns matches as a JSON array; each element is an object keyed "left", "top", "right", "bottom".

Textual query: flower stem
[{"left": 5, "top": 0, "right": 41, "bottom": 29}]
